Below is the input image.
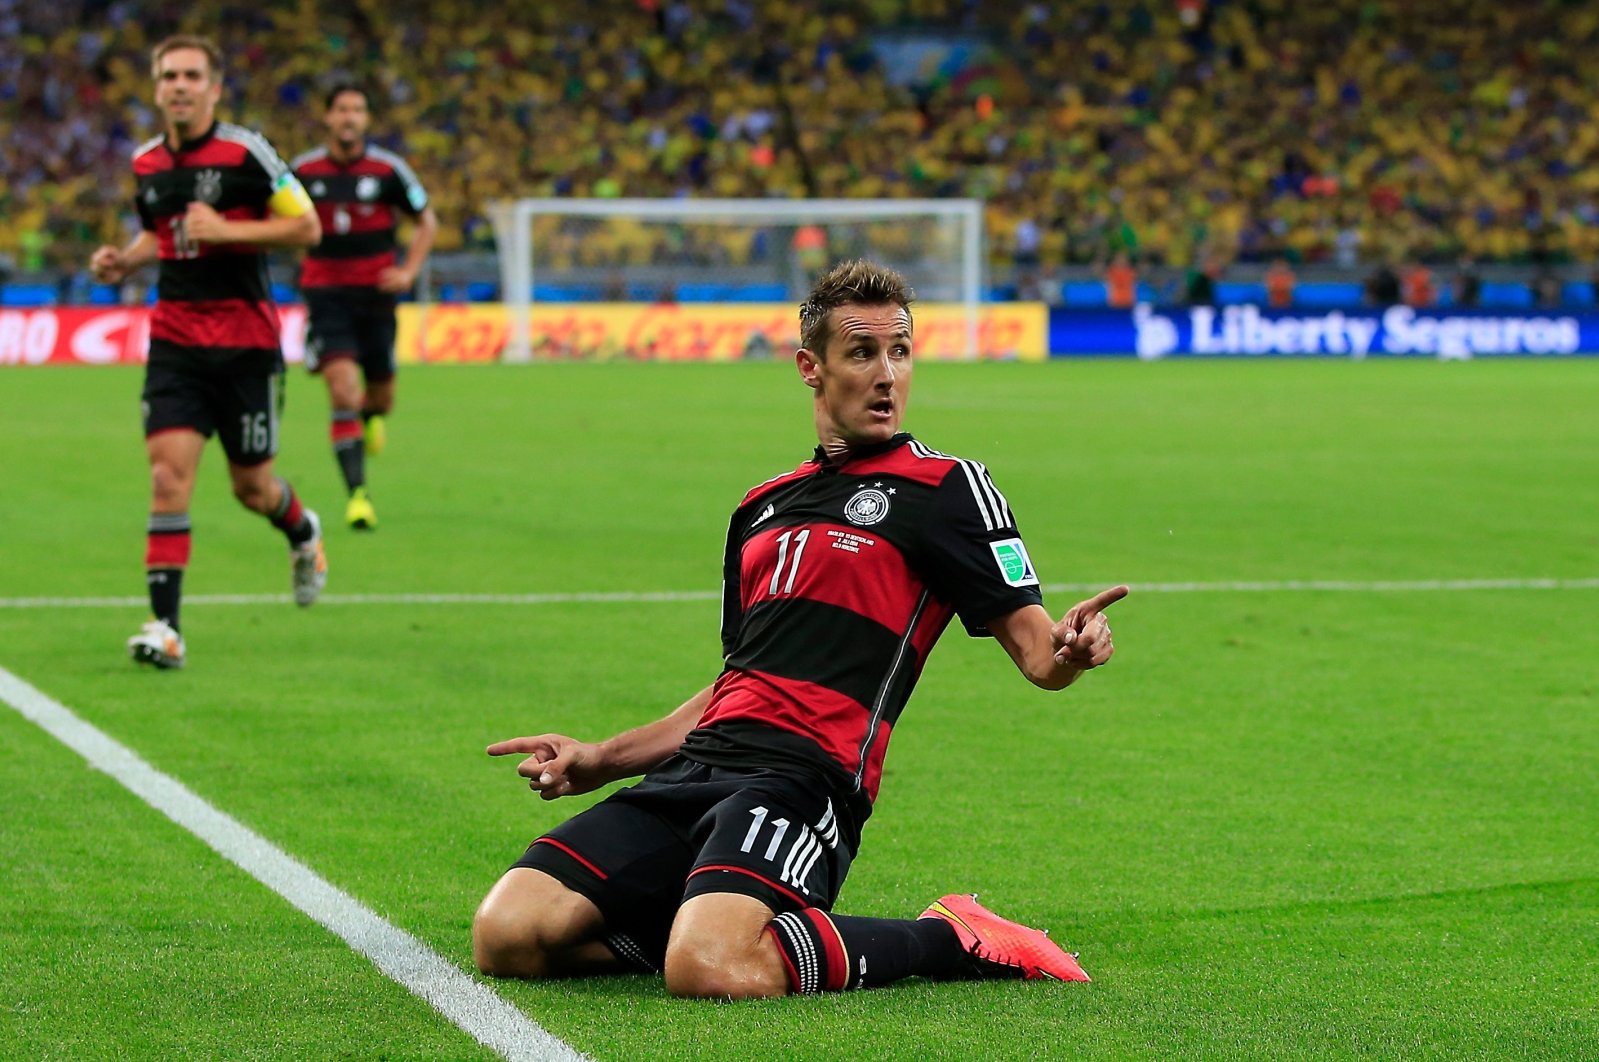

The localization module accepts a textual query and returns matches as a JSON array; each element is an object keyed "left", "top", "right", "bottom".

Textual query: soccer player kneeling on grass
[
  {"left": 89, "top": 35, "right": 326, "bottom": 671},
  {"left": 474, "top": 260, "right": 1125, "bottom": 997}
]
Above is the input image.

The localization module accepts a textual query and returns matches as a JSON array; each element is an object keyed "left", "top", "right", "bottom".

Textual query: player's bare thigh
[
  {"left": 472, "top": 867, "right": 618, "bottom": 979},
  {"left": 146, "top": 429, "right": 206, "bottom": 511},
  {"left": 320, "top": 357, "right": 363, "bottom": 410},
  {"left": 663, "top": 892, "right": 789, "bottom": 1000}
]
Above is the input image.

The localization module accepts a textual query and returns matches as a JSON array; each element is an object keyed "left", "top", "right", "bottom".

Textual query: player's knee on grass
[
  {"left": 472, "top": 904, "right": 554, "bottom": 979},
  {"left": 662, "top": 894, "right": 790, "bottom": 1000},
  {"left": 471, "top": 868, "right": 603, "bottom": 979}
]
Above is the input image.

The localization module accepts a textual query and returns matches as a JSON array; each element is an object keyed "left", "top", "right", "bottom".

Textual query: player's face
[
  {"left": 798, "top": 303, "right": 914, "bottom": 450},
  {"left": 325, "top": 92, "right": 370, "bottom": 147},
  {"left": 153, "top": 48, "right": 220, "bottom": 133}
]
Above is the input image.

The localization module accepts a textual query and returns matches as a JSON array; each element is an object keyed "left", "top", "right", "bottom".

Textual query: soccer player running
[
  {"left": 474, "top": 260, "right": 1127, "bottom": 997},
  {"left": 291, "top": 84, "right": 436, "bottom": 530},
  {"left": 89, "top": 36, "right": 326, "bottom": 671}
]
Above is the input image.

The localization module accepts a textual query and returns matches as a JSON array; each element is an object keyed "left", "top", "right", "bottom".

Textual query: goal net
[{"left": 488, "top": 198, "right": 984, "bottom": 362}]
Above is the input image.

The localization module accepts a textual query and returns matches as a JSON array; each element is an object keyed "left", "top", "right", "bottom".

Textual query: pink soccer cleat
[{"left": 919, "top": 893, "right": 1091, "bottom": 982}]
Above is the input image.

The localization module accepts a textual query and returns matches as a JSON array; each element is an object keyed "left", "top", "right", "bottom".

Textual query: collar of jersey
[
  {"left": 328, "top": 142, "right": 369, "bottom": 167},
  {"left": 812, "top": 432, "right": 913, "bottom": 469},
  {"left": 168, "top": 120, "right": 218, "bottom": 155}
]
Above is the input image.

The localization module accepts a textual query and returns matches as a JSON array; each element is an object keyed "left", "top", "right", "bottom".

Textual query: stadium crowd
[{"left": 5, "top": 0, "right": 1599, "bottom": 282}]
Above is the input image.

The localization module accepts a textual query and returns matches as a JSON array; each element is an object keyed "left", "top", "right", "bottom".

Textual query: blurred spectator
[
  {"left": 1185, "top": 256, "right": 1220, "bottom": 307},
  {"left": 1531, "top": 268, "right": 1563, "bottom": 309},
  {"left": 1103, "top": 252, "right": 1137, "bottom": 308},
  {"left": 1364, "top": 263, "right": 1400, "bottom": 307},
  {"left": 1453, "top": 260, "right": 1481, "bottom": 309},
  {"left": 1401, "top": 263, "right": 1436, "bottom": 308},
  {"left": 1264, "top": 258, "right": 1296, "bottom": 308},
  {"left": 1015, "top": 261, "right": 1064, "bottom": 306}
]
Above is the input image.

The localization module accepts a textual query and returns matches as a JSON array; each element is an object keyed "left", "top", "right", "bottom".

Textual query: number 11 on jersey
[{"left": 767, "top": 529, "right": 810, "bottom": 596}]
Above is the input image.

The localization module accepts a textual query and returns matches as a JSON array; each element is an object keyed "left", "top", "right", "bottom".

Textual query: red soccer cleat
[{"left": 919, "top": 893, "right": 1091, "bottom": 982}]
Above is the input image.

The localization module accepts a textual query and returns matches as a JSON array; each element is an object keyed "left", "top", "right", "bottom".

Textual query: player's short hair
[
  {"left": 324, "top": 82, "right": 371, "bottom": 111},
  {"left": 799, "top": 260, "right": 916, "bottom": 355},
  {"left": 150, "top": 35, "right": 223, "bottom": 81}
]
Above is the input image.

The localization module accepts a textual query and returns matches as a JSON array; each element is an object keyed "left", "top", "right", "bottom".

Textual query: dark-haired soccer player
[
  {"left": 90, "top": 34, "right": 325, "bottom": 670},
  {"left": 292, "top": 84, "right": 436, "bottom": 530},
  {"left": 473, "top": 260, "right": 1127, "bottom": 997}
]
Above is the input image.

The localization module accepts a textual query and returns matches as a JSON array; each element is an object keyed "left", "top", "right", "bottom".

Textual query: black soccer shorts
[
  {"left": 141, "top": 342, "right": 284, "bottom": 466},
  {"left": 514, "top": 755, "right": 854, "bottom": 969},
  {"left": 303, "top": 288, "right": 398, "bottom": 382}
]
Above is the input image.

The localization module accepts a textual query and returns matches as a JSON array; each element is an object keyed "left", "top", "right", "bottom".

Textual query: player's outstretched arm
[
  {"left": 487, "top": 683, "right": 715, "bottom": 800},
  {"left": 990, "top": 585, "right": 1127, "bottom": 691}
]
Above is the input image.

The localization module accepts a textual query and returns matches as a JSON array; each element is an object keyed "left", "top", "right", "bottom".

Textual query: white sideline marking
[
  {"left": 1, "top": 578, "right": 1596, "bottom": 610},
  {"left": 0, "top": 665, "right": 588, "bottom": 1062}
]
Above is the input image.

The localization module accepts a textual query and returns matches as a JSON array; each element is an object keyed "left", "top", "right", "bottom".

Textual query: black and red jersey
[
  {"left": 680, "top": 433, "right": 1045, "bottom": 838},
  {"left": 292, "top": 144, "right": 428, "bottom": 290},
  {"left": 133, "top": 122, "right": 300, "bottom": 364}
]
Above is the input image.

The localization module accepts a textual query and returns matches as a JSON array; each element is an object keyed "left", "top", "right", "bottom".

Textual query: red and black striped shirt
[
  {"left": 133, "top": 121, "right": 298, "bottom": 365},
  {"left": 292, "top": 144, "right": 428, "bottom": 290},
  {"left": 680, "top": 433, "right": 1044, "bottom": 840}
]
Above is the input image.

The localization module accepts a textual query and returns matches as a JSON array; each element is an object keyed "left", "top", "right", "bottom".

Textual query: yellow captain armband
[{"left": 268, "top": 173, "right": 315, "bottom": 218}]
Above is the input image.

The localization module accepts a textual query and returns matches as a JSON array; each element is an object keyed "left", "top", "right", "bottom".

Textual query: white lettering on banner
[
  {"left": 68, "top": 309, "right": 134, "bottom": 364},
  {"left": 1190, "top": 305, "right": 1378, "bottom": 357},
  {"left": 1133, "top": 304, "right": 1179, "bottom": 359},
  {"left": 0, "top": 310, "right": 61, "bottom": 365},
  {"left": 1381, "top": 306, "right": 1579, "bottom": 356}
]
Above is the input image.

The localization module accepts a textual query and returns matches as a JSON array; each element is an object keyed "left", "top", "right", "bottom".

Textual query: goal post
[{"left": 488, "top": 197, "right": 985, "bottom": 362}]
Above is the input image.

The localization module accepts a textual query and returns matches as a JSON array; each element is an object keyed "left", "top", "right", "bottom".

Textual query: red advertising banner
[{"left": 0, "top": 307, "right": 308, "bottom": 366}]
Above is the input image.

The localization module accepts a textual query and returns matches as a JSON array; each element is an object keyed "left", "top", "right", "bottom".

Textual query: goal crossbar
[{"left": 490, "top": 197, "right": 985, "bottom": 361}]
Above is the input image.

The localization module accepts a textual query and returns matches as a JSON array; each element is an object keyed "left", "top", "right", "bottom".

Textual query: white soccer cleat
[
  {"left": 127, "top": 618, "right": 185, "bottom": 670},
  {"left": 291, "top": 509, "right": 328, "bottom": 607}
]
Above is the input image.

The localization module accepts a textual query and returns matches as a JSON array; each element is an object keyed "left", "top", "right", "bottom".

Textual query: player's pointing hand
[
  {"left": 487, "top": 734, "right": 606, "bottom": 801},
  {"left": 1051, "top": 584, "right": 1128, "bottom": 669}
]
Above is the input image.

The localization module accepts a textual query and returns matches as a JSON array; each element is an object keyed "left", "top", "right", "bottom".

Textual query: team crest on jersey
[
  {"left": 193, "top": 168, "right": 223, "bottom": 205},
  {"left": 844, "top": 488, "right": 891, "bottom": 526},
  {"left": 356, "top": 175, "right": 381, "bottom": 201},
  {"left": 144, "top": 186, "right": 159, "bottom": 205},
  {"left": 309, "top": 180, "right": 327, "bottom": 197}
]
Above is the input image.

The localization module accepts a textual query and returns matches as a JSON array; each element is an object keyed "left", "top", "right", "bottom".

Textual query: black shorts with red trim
[
  {"left": 513, "top": 755, "right": 855, "bottom": 969},
  {"left": 142, "top": 340, "right": 285, "bottom": 466},
  {"left": 303, "top": 287, "right": 398, "bottom": 381}
]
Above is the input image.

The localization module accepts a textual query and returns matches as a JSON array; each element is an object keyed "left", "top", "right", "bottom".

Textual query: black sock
[
  {"left": 332, "top": 410, "right": 364, "bottom": 492},
  {"left": 147, "top": 568, "right": 184, "bottom": 631},
  {"left": 145, "top": 511, "right": 191, "bottom": 630},
  {"left": 268, "top": 478, "right": 315, "bottom": 547},
  {"left": 766, "top": 909, "right": 968, "bottom": 993}
]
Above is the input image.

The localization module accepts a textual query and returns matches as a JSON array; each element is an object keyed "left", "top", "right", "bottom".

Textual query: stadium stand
[{"left": 4, "top": 0, "right": 1599, "bottom": 304}]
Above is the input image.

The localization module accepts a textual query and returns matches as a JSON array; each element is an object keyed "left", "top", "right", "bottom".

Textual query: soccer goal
[{"left": 488, "top": 198, "right": 985, "bottom": 362}]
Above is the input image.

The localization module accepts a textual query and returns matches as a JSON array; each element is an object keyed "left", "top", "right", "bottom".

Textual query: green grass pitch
[{"left": 1, "top": 358, "right": 1596, "bottom": 1060}]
